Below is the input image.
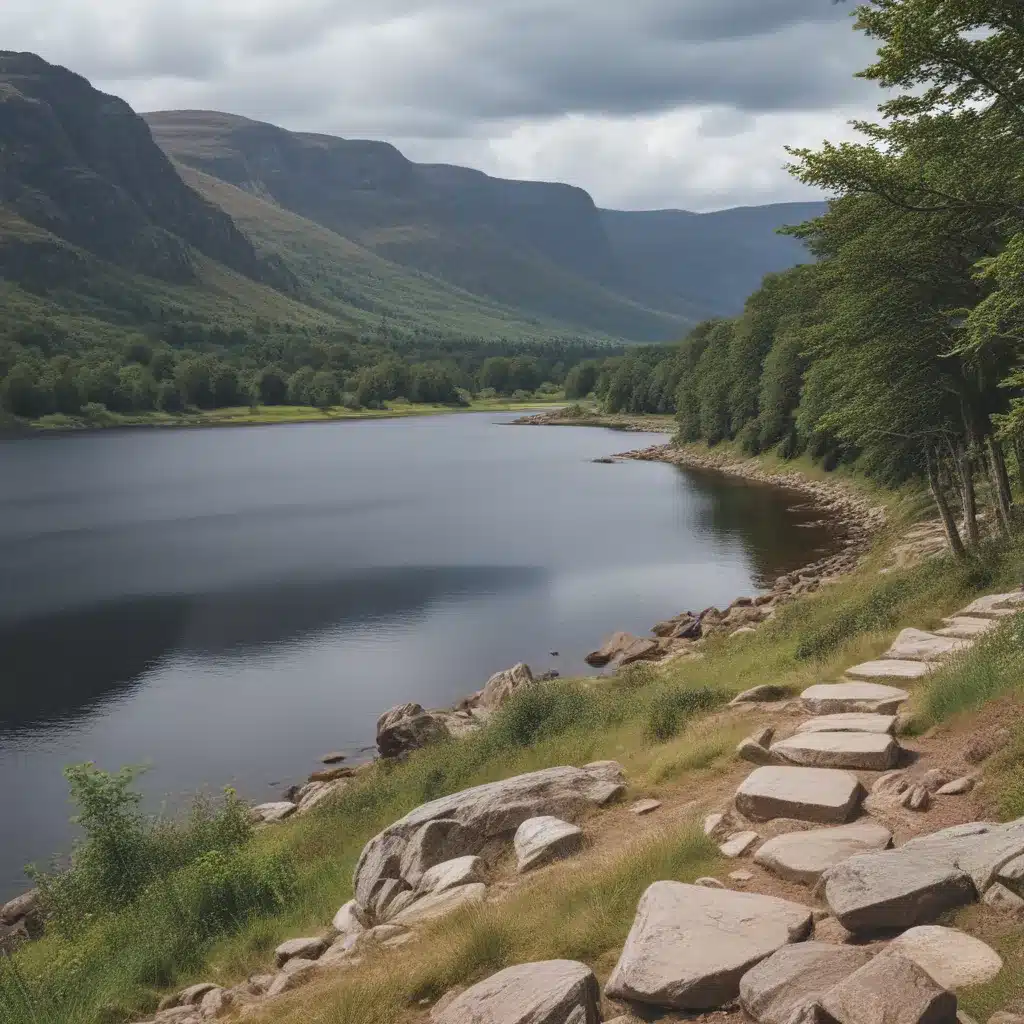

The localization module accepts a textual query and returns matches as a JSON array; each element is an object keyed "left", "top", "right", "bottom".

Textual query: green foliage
[{"left": 643, "top": 686, "right": 727, "bottom": 742}]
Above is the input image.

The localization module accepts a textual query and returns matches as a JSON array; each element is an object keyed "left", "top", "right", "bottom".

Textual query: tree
[
  {"left": 256, "top": 366, "right": 288, "bottom": 406},
  {"left": 479, "top": 357, "right": 513, "bottom": 395}
]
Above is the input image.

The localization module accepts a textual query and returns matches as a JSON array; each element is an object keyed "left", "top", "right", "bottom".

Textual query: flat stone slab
[
  {"left": 630, "top": 799, "right": 662, "bottom": 815},
  {"left": 955, "top": 591, "right": 1024, "bottom": 619},
  {"left": 433, "top": 960, "right": 601, "bottom": 1024},
  {"left": 417, "top": 856, "right": 485, "bottom": 895},
  {"left": 801, "top": 682, "right": 910, "bottom": 714},
  {"left": 720, "top": 831, "right": 760, "bottom": 858},
  {"left": 755, "top": 820, "right": 893, "bottom": 886},
  {"left": 883, "top": 628, "right": 972, "bottom": 662},
  {"left": 883, "top": 925, "right": 1003, "bottom": 991},
  {"left": 771, "top": 732, "right": 900, "bottom": 771},
  {"left": 845, "top": 660, "right": 934, "bottom": 682},
  {"left": 391, "top": 882, "right": 486, "bottom": 925},
  {"left": 796, "top": 713, "right": 897, "bottom": 735},
  {"left": 937, "top": 616, "right": 999, "bottom": 639},
  {"left": 736, "top": 766, "right": 863, "bottom": 824},
  {"left": 740, "top": 942, "right": 873, "bottom": 1024},
  {"left": 514, "top": 816, "right": 584, "bottom": 873},
  {"left": 605, "top": 881, "right": 813, "bottom": 1010},
  {"left": 903, "top": 818, "right": 1024, "bottom": 893}
]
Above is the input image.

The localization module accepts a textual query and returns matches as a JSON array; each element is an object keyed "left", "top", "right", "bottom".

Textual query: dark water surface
[{"left": 0, "top": 413, "right": 839, "bottom": 897}]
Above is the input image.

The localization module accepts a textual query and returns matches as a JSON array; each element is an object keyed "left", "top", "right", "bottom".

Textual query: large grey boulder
[
  {"left": 755, "top": 820, "right": 892, "bottom": 886},
  {"left": 801, "top": 682, "right": 910, "bottom": 714},
  {"left": 883, "top": 629, "right": 971, "bottom": 662},
  {"left": 376, "top": 703, "right": 451, "bottom": 758},
  {"left": 0, "top": 889, "right": 39, "bottom": 926},
  {"left": 390, "top": 882, "right": 486, "bottom": 925},
  {"left": 514, "top": 817, "right": 584, "bottom": 873},
  {"left": 251, "top": 801, "right": 296, "bottom": 824},
  {"left": 903, "top": 820, "right": 1024, "bottom": 893},
  {"left": 418, "top": 856, "right": 486, "bottom": 894},
  {"left": 274, "top": 936, "right": 326, "bottom": 967},
  {"left": 883, "top": 926, "right": 1002, "bottom": 990},
  {"left": 824, "top": 846, "right": 977, "bottom": 933},
  {"left": 844, "top": 661, "right": 934, "bottom": 682},
  {"left": 353, "top": 763, "right": 624, "bottom": 916},
  {"left": 604, "top": 881, "right": 813, "bottom": 1010},
  {"left": 735, "top": 766, "right": 864, "bottom": 824},
  {"left": 432, "top": 960, "right": 600, "bottom": 1024},
  {"left": 480, "top": 663, "right": 535, "bottom": 710},
  {"left": 817, "top": 952, "right": 957, "bottom": 1024},
  {"left": 739, "top": 942, "right": 873, "bottom": 1024},
  {"left": 770, "top": 732, "right": 900, "bottom": 771},
  {"left": 585, "top": 632, "right": 656, "bottom": 667},
  {"left": 796, "top": 714, "right": 897, "bottom": 735}
]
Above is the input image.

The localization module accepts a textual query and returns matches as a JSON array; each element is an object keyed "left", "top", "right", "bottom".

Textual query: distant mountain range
[{"left": 0, "top": 51, "right": 825, "bottom": 345}]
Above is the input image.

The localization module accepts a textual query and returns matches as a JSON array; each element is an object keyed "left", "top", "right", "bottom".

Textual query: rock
[
  {"left": 920, "top": 769, "right": 957, "bottom": 793},
  {"left": 730, "top": 870, "right": 754, "bottom": 882},
  {"left": 770, "top": 732, "right": 900, "bottom": 771},
  {"left": 739, "top": 737, "right": 784, "bottom": 766},
  {"left": 731, "top": 627, "right": 758, "bottom": 638},
  {"left": 308, "top": 766, "right": 352, "bottom": 783},
  {"left": 936, "top": 617, "right": 998, "bottom": 639},
  {"left": 818, "top": 952, "right": 957, "bottom": 1024},
  {"left": 321, "top": 751, "right": 347, "bottom": 764},
  {"left": 814, "top": 916, "right": 855, "bottom": 945},
  {"left": 251, "top": 801, "right": 296, "bottom": 824},
  {"left": 982, "top": 882, "right": 1024, "bottom": 913},
  {"left": 989, "top": 1015, "right": 1024, "bottom": 1024},
  {"left": 480, "top": 663, "right": 535, "bottom": 710},
  {"left": 901, "top": 785, "right": 933, "bottom": 811},
  {"left": 199, "top": 988, "right": 231, "bottom": 1019},
  {"left": 515, "top": 816, "right": 584, "bottom": 872},
  {"left": 955, "top": 591, "right": 1024, "bottom": 619},
  {"left": 332, "top": 899, "right": 367, "bottom": 937},
  {"left": 604, "top": 881, "right": 813, "bottom": 1010},
  {"left": 376, "top": 703, "right": 451, "bottom": 758},
  {"left": 704, "top": 812, "right": 728, "bottom": 838},
  {"left": 906, "top": 819, "right": 1024, "bottom": 893},
  {"left": 735, "top": 766, "right": 864, "bottom": 824},
  {"left": 937, "top": 777, "right": 975, "bottom": 796},
  {"left": 383, "top": 890, "right": 418, "bottom": 920},
  {"left": 801, "top": 682, "right": 911, "bottom": 714},
  {"left": 353, "top": 764, "right": 622, "bottom": 912},
  {"left": 630, "top": 799, "right": 662, "bottom": 815},
  {"left": 618, "top": 637, "right": 661, "bottom": 666},
  {"left": 178, "top": 983, "right": 219, "bottom": 1006},
  {"left": 739, "top": 942, "right": 873, "bottom": 1024},
  {"left": 845, "top": 660, "right": 935, "bottom": 681},
  {"left": 391, "top": 883, "right": 487, "bottom": 925},
  {"left": 696, "top": 877, "right": 725, "bottom": 888},
  {"left": 730, "top": 684, "right": 792, "bottom": 706},
  {"left": 720, "top": 831, "right": 760, "bottom": 858},
  {"left": 418, "top": 856, "right": 486, "bottom": 894},
  {"left": 368, "top": 877, "right": 410, "bottom": 918},
  {"left": 296, "top": 779, "right": 349, "bottom": 814},
  {"left": 997, "top": 852, "right": 1024, "bottom": 893},
  {"left": 585, "top": 632, "right": 640, "bottom": 667},
  {"left": 274, "top": 935, "right": 326, "bottom": 967},
  {"left": 824, "top": 847, "right": 976, "bottom": 932},
  {"left": 796, "top": 714, "right": 898, "bottom": 735},
  {"left": 0, "top": 889, "right": 39, "bottom": 926},
  {"left": 964, "top": 727, "right": 1011, "bottom": 764},
  {"left": 363, "top": 923, "right": 408, "bottom": 945},
  {"left": 754, "top": 820, "right": 893, "bottom": 886},
  {"left": 883, "top": 926, "right": 1002, "bottom": 990},
  {"left": 883, "top": 628, "right": 971, "bottom": 662},
  {"left": 432, "top": 960, "right": 600, "bottom": 1024},
  {"left": 266, "top": 961, "right": 319, "bottom": 997}
]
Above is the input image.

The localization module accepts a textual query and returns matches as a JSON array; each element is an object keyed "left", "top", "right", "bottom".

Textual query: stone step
[
  {"left": 795, "top": 714, "right": 897, "bottom": 735},
  {"left": 770, "top": 732, "right": 900, "bottom": 771},
  {"left": 844, "top": 660, "right": 934, "bottom": 682},
  {"left": 936, "top": 616, "right": 999, "bottom": 639},
  {"left": 881, "top": 628, "right": 972, "bottom": 663},
  {"left": 801, "top": 682, "right": 910, "bottom": 715},
  {"left": 954, "top": 591, "right": 1024, "bottom": 619},
  {"left": 754, "top": 820, "right": 893, "bottom": 885},
  {"left": 735, "top": 766, "right": 864, "bottom": 824}
]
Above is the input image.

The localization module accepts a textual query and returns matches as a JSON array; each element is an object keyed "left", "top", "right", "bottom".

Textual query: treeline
[
  {"left": 583, "top": 1, "right": 1024, "bottom": 557},
  {"left": 0, "top": 316, "right": 618, "bottom": 419}
]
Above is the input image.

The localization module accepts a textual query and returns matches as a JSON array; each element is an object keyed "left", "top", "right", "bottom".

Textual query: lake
[{"left": 0, "top": 413, "right": 839, "bottom": 898}]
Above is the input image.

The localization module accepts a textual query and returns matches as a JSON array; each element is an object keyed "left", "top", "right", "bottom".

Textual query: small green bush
[{"left": 644, "top": 686, "right": 727, "bottom": 742}]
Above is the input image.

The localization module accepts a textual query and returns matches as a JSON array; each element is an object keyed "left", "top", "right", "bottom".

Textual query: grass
[{"left": 11, "top": 486, "right": 1024, "bottom": 1024}]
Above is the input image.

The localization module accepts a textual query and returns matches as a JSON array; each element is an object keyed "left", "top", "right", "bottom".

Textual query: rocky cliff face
[{"left": 0, "top": 53, "right": 291, "bottom": 289}]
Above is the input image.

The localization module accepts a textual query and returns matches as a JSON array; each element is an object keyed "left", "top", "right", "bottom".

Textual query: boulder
[
  {"left": 605, "top": 882, "right": 813, "bottom": 1010},
  {"left": 771, "top": 731, "right": 900, "bottom": 771},
  {"left": 178, "top": 983, "right": 219, "bottom": 1005},
  {"left": 585, "top": 632, "right": 639, "bottom": 667},
  {"left": 883, "top": 926, "right": 1002, "bottom": 990},
  {"left": 480, "top": 663, "right": 535, "bottom": 710},
  {"left": 251, "top": 801, "right": 296, "bottom": 824},
  {"left": 904, "top": 819, "right": 1024, "bottom": 893},
  {"left": 630, "top": 799, "right": 662, "bottom": 815},
  {"left": 376, "top": 703, "right": 450, "bottom": 758},
  {"left": 738, "top": 736, "right": 784, "bottom": 766},
  {"left": 353, "top": 763, "right": 623, "bottom": 913},
  {"left": 618, "top": 637, "right": 661, "bottom": 666},
  {"left": 0, "top": 889, "right": 39, "bottom": 926},
  {"left": 797, "top": 713, "right": 898, "bottom": 735},
  {"left": 955, "top": 591, "right": 1024, "bottom": 619},
  {"left": 515, "top": 817, "right": 584, "bottom": 873},
  {"left": 824, "top": 847, "right": 976, "bottom": 933},
  {"left": 418, "top": 855, "right": 486, "bottom": 894},
  {"left": 739, "top": 942, "right": 873, "bottom": 1024},
  {"left": 729, "top": 684, "right": 792, "bottom": 706},
  {"left": 817, "top": 953, "right": 957, "bottom": 1024},
  {"left": 390, "top": 882, "right": 486, "bottom": 925},
  {"left": 982, "top": 882, "right": 1024, "bottom": 913},
  {"left": 274, "top": 935, "right": 326, "bottom": 967},
  {"left": 801, "top": 682, "right": 910, "bottom": 715},
  {"left": 199, "top": 988, "right": 231, "bottom": 1019},
  {"left": 936, "top": 617, "right": 998, "bottom": 640},
  {"left": 883, "top": 629, "right": 971, "bottom": 663},
  {"left": 845, "top": 661, "right": 934, "bottom": 681},
  {"left": 332, "top": 899, "right": 366, "bottom": 937},
  {"left": 937, "top": 777, "right": 975, "bottom": 796},
  {"left": 754, "top": 820, "right": 893, "bottom": 886},
  {"left": 735, "top": 766, "right": 864, "bottom": 824},
  {"left": 997, "top": 852, "right": 1024, "bottom": 893},
  {"left": 321, "top": 751, "right": 347, "bottom": 764},
  {"left": 720, "top": 831, "right": 760, "bottom": 858},
  {"left": 308, "top": 766, "right": 352, "bottom": 783},
  {"left": 432, "top": 960, "right": 600, "bottom": 1024},
  {"left": 964, "top": 727, "right": 1011, "bottom": 764}
]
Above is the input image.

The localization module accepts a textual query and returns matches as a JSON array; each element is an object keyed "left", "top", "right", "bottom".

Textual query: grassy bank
[
  {"left": 7, "top": 462, "right": 1024, "bottom": 1023},
  {"left": 25, "top": 398, "right": 566, "bottom": 433}
]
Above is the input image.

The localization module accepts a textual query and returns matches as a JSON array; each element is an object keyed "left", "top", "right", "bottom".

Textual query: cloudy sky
[{"left": 2, "top": 0, "right": 882, "bottom": 211}]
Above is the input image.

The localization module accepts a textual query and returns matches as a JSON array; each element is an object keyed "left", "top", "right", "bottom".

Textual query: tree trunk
[
  {"left": 954, "top": 439, "right": 981, "bottom": 548},
  {"left": 1014, "top": 434, "right": 1024, "bottom": 493},
  {"left": 988, "top": 437, "right": 1013, "bottom": 535},
  {"left": 927, "top": 448, "right": 967, "bottom": 559}
]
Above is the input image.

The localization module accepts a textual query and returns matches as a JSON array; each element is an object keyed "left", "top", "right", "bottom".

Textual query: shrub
[{"left": 644, "top": 686, "right": 727, "bottom": 742}]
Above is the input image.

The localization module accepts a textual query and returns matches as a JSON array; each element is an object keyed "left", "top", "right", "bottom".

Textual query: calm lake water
[{"left": 0, "top": 413, "right": 840, "bottom": 898}]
